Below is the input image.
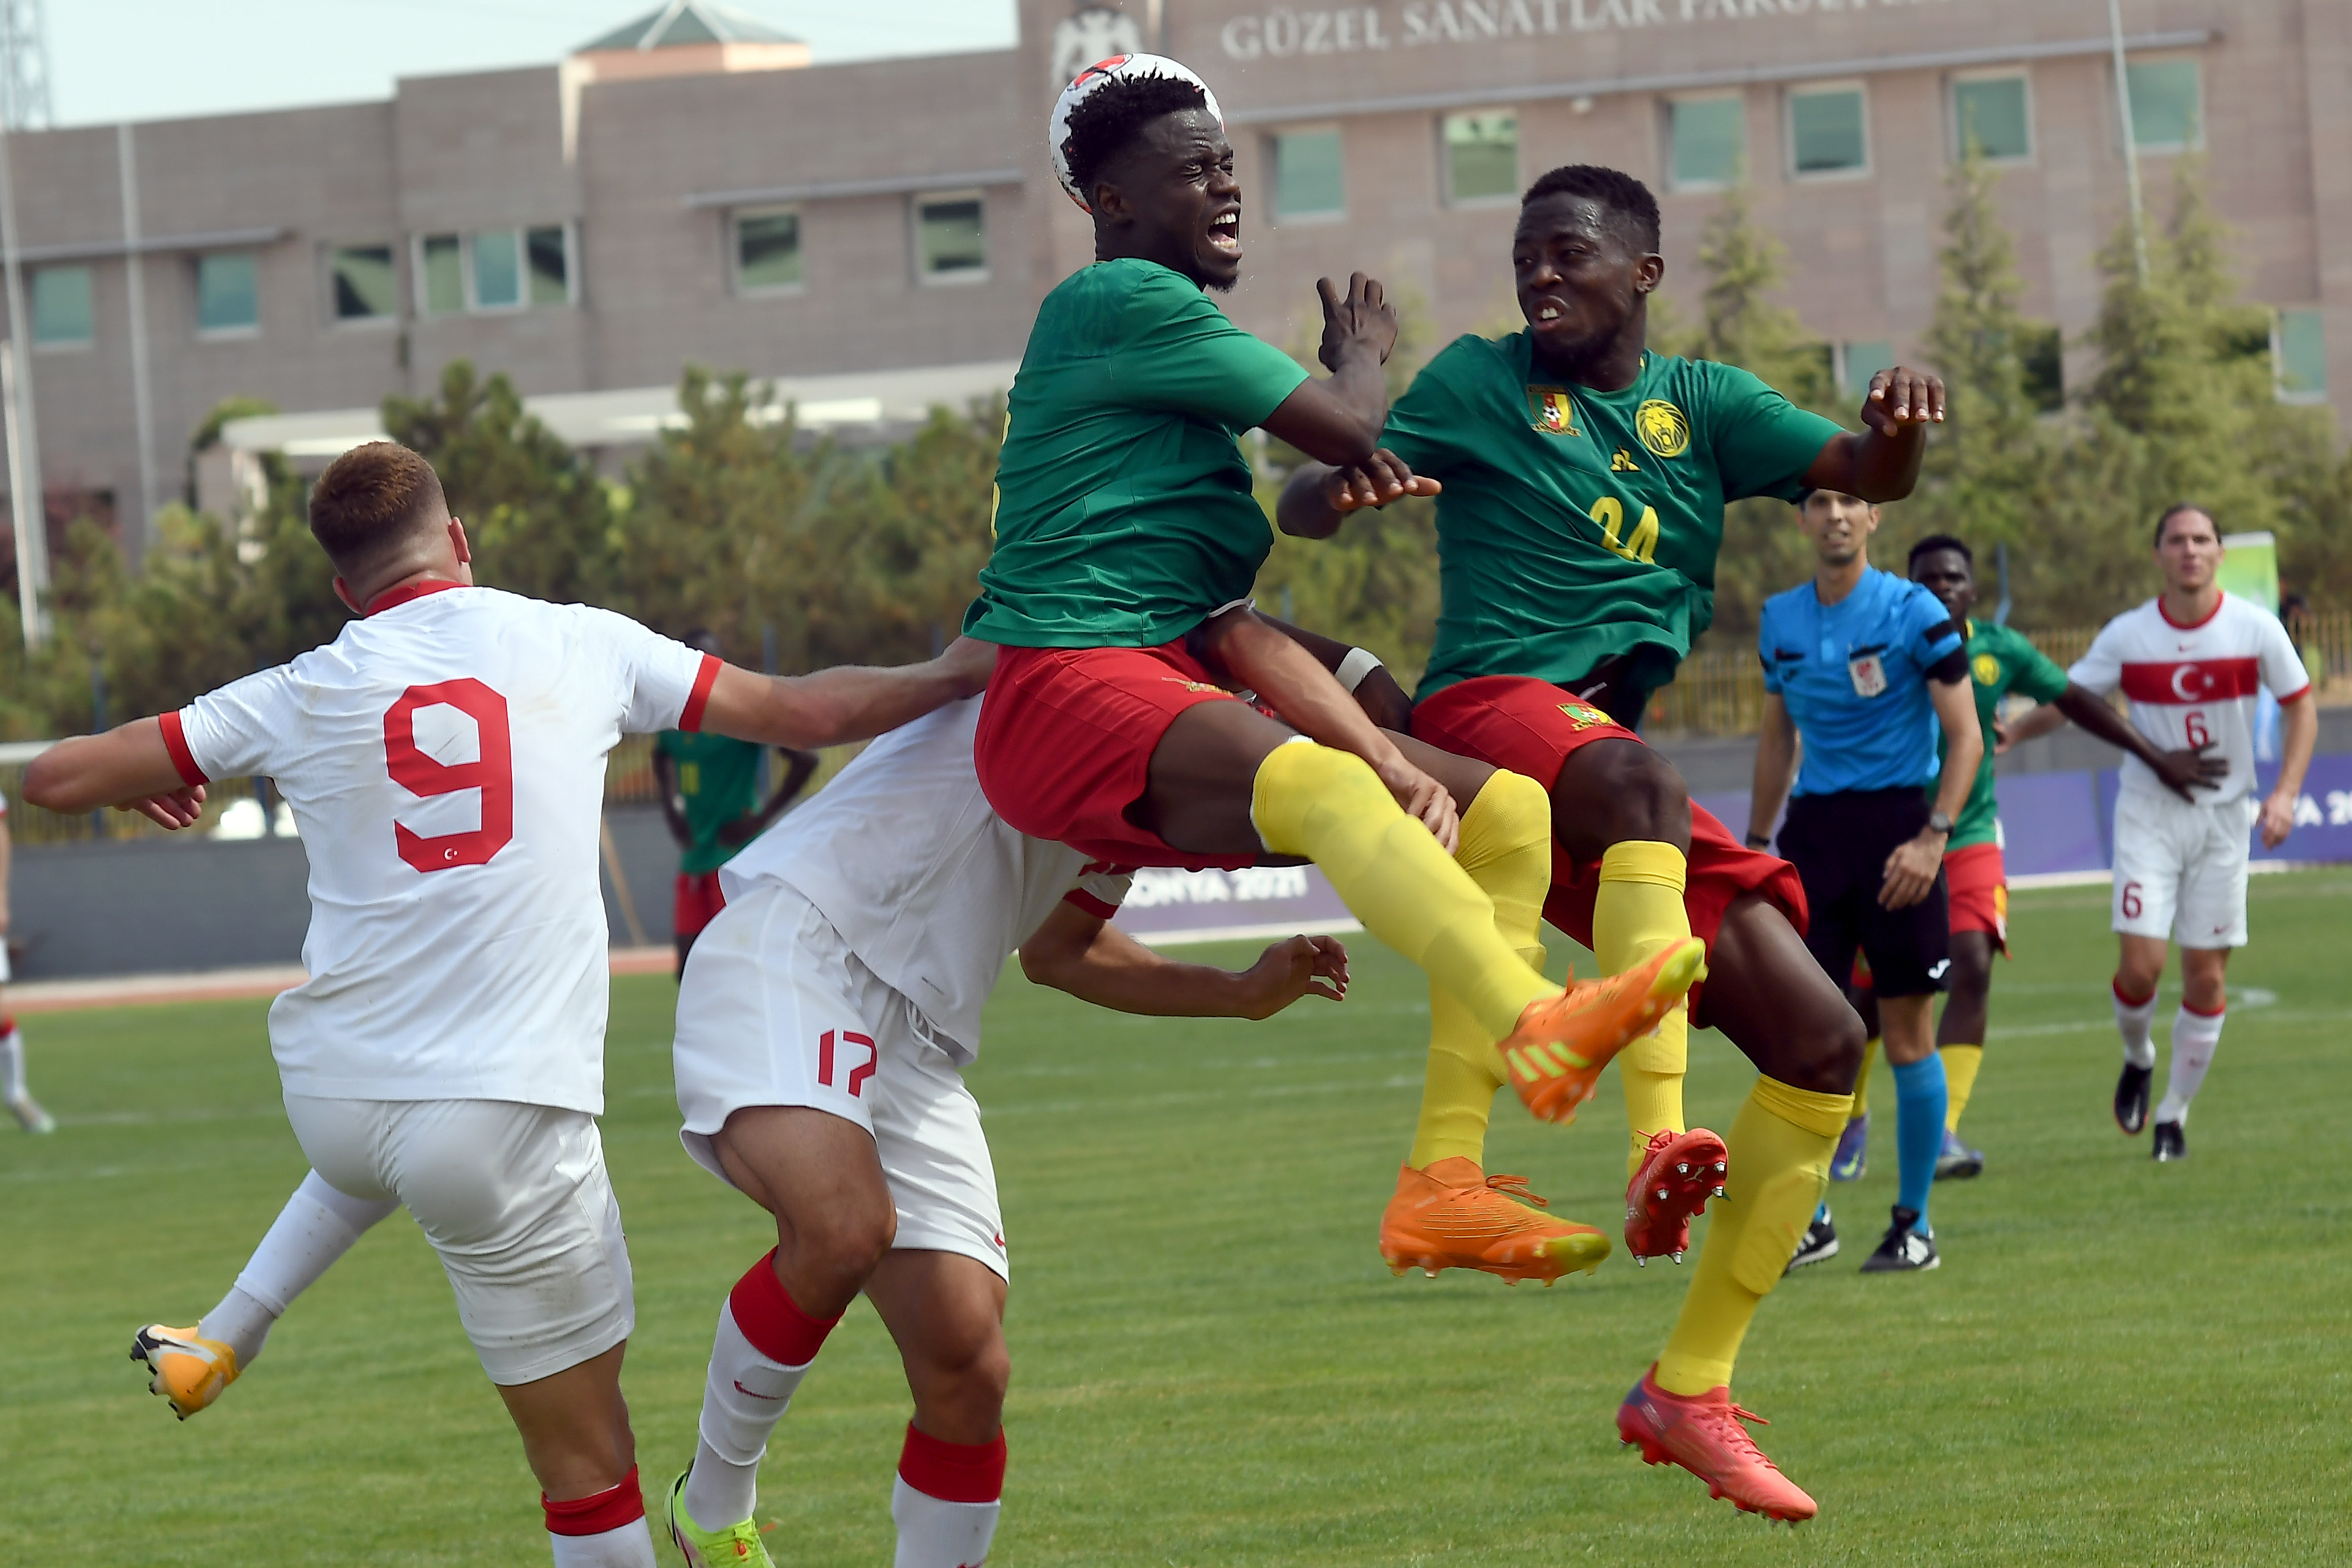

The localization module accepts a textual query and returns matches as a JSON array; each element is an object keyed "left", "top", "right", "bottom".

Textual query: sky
[{"left": 46, "top": 1, "right": 1021, "bottom": 127}]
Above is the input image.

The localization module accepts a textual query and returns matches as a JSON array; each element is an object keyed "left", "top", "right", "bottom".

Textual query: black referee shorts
[{"left": 1778, "top": 788, "right": 1951, "bottom": 998}]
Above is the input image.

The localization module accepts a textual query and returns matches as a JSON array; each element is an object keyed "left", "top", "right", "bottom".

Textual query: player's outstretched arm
[
  {"left": 1259, "top": 274, "right": 1403, "bottom": 469},
  {"left": 1019, "top": 898, "right": 1348, "bottom": 1020},
  {"left": 22, "top": 719, "right": 208, "bottom": 828},
  {"left": 1191, "top": 608, "right": 1458, "bottom": 851},
  {"left": 2050, "top": 684, "right": 2227, "bottom": 802},
  {"left": 696, "top": 637, "right": 995, "bottom": 751},
  {"left": 1275, "top": 453, "right": 1440, "bottom": 540},
  {"left": 1799, "top": 366, "right": 1945, "bottom": 504}
]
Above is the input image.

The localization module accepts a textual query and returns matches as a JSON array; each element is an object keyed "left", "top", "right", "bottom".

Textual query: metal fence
[{"left": 1646, "top": 610, "right": 2352, "bottom": 738}]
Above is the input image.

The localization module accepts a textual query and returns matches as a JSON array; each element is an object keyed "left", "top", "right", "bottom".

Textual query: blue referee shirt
[{"left": 1758, "top": 568, "right": 1966, "bottom": 796}]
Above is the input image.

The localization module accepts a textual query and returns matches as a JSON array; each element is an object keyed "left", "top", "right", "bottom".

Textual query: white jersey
[
  {"left": 720, "top": 698, "right": 1130, "bottom": 1062},
  {"left": 168, "top": 583, "right": 714, "bottom": 1113},
  {"left": 2068, "top": 591, "right": 2309, "bottom": 806}
]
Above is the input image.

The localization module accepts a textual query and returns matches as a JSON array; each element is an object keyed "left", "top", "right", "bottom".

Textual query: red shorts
[
  {"left": 1410, "top": 675, "right": 1809, "bottom": 952},
  {"left": 973, "top": 640, "right": 1259, "bottom": 871},
  {"left": 674, "top": 871, "right": 728, "bottom": 941},
  {"left": 1944, "top": 841, "right": 2009, "bottom": 951}
]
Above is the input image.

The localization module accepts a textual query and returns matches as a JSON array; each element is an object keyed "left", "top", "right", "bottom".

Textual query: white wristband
[{"left": 1335, "top": 647, "right": 1384, "bottom": 693}]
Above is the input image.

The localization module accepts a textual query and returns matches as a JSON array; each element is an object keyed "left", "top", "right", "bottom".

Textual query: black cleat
[
  {"left": 2114, "top": 1062, "right": 2153, "bottom": 1135},
  {"left": 1784, "top": 1210, "right": 1838, "bottom": 1274},
  {"left": 1859, "top": 1206, "right": 1939, "bottom": 1273},
  {"left": 2152, "top": 1121, "right": 2187, "bottom": 1162}
]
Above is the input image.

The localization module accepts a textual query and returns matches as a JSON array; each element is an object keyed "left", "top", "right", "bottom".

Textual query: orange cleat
[
  {"left": 1616, "top": 1365, "right": 1818, "bottom": 1522},
  {"left": 1502, "top": 938, "right": 1707, "bottom": 1125},
  {"left": 131, "top": 1324, "right": 240, "bottom": 1420},
  {"left": 1379, "top": 1158, "right": 1610, "bottom": 1284},
  {"left": 1624, "top": 1127, "right": 1729, "bottom": 1264}
]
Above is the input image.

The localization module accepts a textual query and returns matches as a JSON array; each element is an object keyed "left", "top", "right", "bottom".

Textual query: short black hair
[
  {"left": 2153, "top": 502, "right": 2215, "bottom": 547},
  {"left": 1520, "top": 164, "right": 1661, "bottom": 252},
  {"left": 1908, "top": 534, "right": 1974, "bottom": 569},
  {"left": 1062, "top": 71, "right": 1210, "bottom": 209}
]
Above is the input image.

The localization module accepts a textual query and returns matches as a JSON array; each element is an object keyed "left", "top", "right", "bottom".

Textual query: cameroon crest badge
[
  {"left": 1636, "top": 399, "right": 1690, "bottom": 458},
  {"left": 1526, "top": 386, "right": 1579, "bottom": 436}
]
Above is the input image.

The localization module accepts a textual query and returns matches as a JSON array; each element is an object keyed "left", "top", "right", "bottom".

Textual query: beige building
[{"left": 1, "top": 0, "right": 2344, "bottom": 565}]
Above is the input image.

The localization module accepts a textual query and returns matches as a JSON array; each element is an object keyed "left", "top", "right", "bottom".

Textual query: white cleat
[{"left": 5, "top": 1094, "right": 55, "bottom": 1134}]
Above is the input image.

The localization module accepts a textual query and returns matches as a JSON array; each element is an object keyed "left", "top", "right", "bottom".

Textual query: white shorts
[
  {"left": 2110, "top": 787, "right": 2258, "bottom": 948},
  {"left": 673, "top": 880, "right": 1008, "bottom": 1282},
  {"left": 282, "top": 1094, "right": 634, "bottom": 1386}
]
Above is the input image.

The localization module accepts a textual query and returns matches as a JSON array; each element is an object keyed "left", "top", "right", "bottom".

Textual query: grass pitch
[{"left": 6, "top": 871, "right": 2352, "bottom": 1565}]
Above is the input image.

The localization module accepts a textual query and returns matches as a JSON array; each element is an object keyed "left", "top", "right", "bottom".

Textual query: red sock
[
  {"left": 730, "top": 1248, "right": 840, "bottom": 1367},
  {"left": 897, "top": 1424, "right": 1007, "bottom": 1503},
  {"left": 542, "top": 1465, "right": 643, "bottom": 1535}
]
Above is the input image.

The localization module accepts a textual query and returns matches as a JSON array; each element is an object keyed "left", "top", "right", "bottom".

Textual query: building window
[
  {"left": 331, "top": 245, "right": 397, "bottom": 321},
  {"left": 417, "top": 227, "right": 572, "bottom": 313},
  {"left": 1443, "top": 112, "right": 1518, "bottom": 205},
  {"left": 1789, "top": 85, "right": 1869, "bottom": 177},
  {"left": 1273, "top": 128, "right": 1345, "bottom": 220},
  {"left": 421, "top": 235, "right": 464, "bottom": 315},
  {"left": 30, "top": 264, "right": 93, "bottom": 346},
  {"left": 915, "top": 193, "right": 988, "bottom": 283},
  {"left": 195, "top": 253, "right": 259, "bottom": 335},
  {"left": 735, "top": 207, "right": 803, "bottom": 294},
  {"left": 1952, "top": 74, "right": 2032, "bottom": 163},
  {"left": 1837, "top": 340, "right": 1894, "bottom": 398},
  {"left": 1667, "top": 96, "right": 1745, "bottom": 191},
  {"left": 472, "top": 230, "right": 522, "bottom": 310},
  {"left": 2276, "top": 309, "right": 2327, "bottom": 403},
  {"left": 526, "top": 226, "right": 571, "bottom": 306},
  {"left": 2126, "top": 59, "right": 2201, "bottom": 152}
]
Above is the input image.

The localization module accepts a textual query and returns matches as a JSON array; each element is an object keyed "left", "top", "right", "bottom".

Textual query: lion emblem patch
[{"left": 1635, "top": 399, "right": 1690, "bottom": 459}]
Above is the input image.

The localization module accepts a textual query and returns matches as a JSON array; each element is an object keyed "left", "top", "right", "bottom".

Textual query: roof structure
[{"left": 577, "top": 1, "right": 799, "bottom": 54}]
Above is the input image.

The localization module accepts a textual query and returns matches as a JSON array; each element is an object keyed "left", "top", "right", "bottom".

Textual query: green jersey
[
  {"left": 657, "top": 730, "right": 764, "bottom": 876},
  {"left": 1380, "top": 335, "right": 1842, "bottom": 702},
  {"left": 1944, "top": 619, "right": 2069, "bottom": 851},
  {"left": 966, "top": 259, "right": 1310, "bottom": 648}
]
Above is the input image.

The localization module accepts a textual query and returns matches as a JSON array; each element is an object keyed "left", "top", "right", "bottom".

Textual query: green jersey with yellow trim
[
  {"left": 966, "top": 259, "right": 1310, "bottom": 649},
  {"left": 1380, "top": 334, "right": 1841, "bottom": 703},
  {"left": 1946, "top": 618, "right": 2069, "bottom": 851}
]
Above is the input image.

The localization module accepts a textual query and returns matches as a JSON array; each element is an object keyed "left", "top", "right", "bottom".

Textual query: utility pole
[
  {"left": 0, "top": 0, "right": 50, "bottom": 651},
  {"left": 2105, "top": 0, "right": 2149, "bottom": 283}
]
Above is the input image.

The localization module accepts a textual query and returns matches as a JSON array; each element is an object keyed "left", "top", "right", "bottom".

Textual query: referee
[{"left": 1748, "top": 489, "right": 1981, "bottom": 1273}]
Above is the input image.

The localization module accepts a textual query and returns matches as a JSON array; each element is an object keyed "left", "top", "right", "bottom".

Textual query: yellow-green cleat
[{"left": 663, "top": 1467, "right": 773, "bottom": 1566}]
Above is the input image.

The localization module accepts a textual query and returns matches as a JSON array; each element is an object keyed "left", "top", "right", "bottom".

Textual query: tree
[
  {"left": 1675, "top": 184, "right": 1841, "bottom": 642},
  {"left": 1906, "top": 150, "right": 2058, "bottom": 559}
]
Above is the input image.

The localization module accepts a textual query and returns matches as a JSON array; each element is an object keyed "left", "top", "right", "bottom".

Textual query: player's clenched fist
[{"left": 1862, "top": 366, "right": 1945, "bottom": 431}]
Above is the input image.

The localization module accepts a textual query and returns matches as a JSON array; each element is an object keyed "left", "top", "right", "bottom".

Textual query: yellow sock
[
  {"left": 1850, "top": 1037, "right": 1879, "bottom": 1119},
  {"left": 1941, "top": 1044, "right": 1983, "bottom": 1131},
  {"left": 1595, "top": 842, "right": 1693, "bottom": 1176},
  {"left": 1252, "top": 742, "right": 1554, "bottom": 1040},
  {"left": 1408, "top": 771, "right": 1551, "bottom": 1168},
  {"left": 1655, "top": 1076, "right": 1851, "bottom": 1396}
]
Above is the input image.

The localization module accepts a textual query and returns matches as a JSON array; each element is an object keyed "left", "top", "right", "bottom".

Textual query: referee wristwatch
[{"left": 1925, "top": 809, "right": 1955, "bottom": 838}]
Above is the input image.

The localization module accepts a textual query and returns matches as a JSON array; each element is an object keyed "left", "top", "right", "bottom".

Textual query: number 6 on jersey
[{"left": 384, "top": 678, "right": 515, "bottom": 872}]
